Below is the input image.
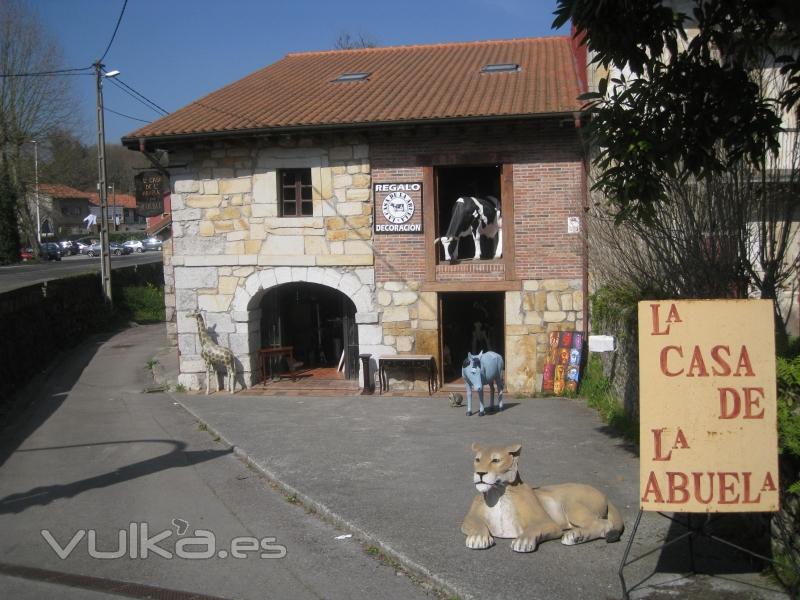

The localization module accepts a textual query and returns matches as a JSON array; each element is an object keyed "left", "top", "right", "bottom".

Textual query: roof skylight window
[
  {"left": 333, "top": 72, "right": 370, "bottom": 82},
  {"left": 480, "top": 63, "right": 521, "bottom": 73}
]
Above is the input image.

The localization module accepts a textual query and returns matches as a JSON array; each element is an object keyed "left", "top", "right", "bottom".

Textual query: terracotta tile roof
[
  {"left": 146, "top": 214, "right": 171, "bottom": 236},
  {"left": 38, "top": 184, "right": 93, "bottom": 199},
  {"left": 87, "top": 192, "right": 137, "bottom": 209},
  {"left": 123, "top": 37, "right": 581, "bottom": 142}
]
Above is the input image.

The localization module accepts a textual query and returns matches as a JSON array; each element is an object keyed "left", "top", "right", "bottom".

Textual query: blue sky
[{"left": 30, "top": 0, "right": 568, "bottom": 144}]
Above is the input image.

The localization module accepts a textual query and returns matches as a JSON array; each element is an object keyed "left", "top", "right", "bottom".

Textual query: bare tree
[
  {"left": 0, "top": 0, "right": 78, "bottom": 163},
  {"left": 333, "top": 31, "right": 378, "bottom": 50},
  {"left": 590, "top": 147, "right": 799, "bottom": 349},
  {"left": 0, "top": 0, "right": 79, "bottom": 249}
]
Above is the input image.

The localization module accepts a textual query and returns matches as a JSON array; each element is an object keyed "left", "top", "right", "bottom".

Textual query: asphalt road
[
  {"left": 0, "top": 252, "right": 163, "bottom": 293},
  {"left": 0, "top": 325, "right": 430, "bottom": 600}
]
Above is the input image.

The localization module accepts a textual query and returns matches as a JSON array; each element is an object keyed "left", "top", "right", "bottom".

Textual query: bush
[
  {"left": 773, "top": 355, "right": 800, "bottom": 589},
  {"left": 118, "top": 282, "right": 165, "bottom": 324},
  {"left": 579, "top": 354, "right": 638, "bottom": 442}
]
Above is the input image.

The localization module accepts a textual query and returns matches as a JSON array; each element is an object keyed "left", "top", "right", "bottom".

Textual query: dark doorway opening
[
  {"left": 435, "top": 164, "right": 502, "bottom": 262},
  {"left": 440, "top": 291, "right": 505, "bottom": 384},
  {"left": 259, "top": 283, "right": 359, "bottom": 380}
]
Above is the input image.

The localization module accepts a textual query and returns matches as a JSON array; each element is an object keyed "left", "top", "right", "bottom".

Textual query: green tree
[
  {"left": 554, "top": 0, "right": 800, "bottom": 223},
  {"left": 0, "top": 159, "right": 21, "bottom": 263}
]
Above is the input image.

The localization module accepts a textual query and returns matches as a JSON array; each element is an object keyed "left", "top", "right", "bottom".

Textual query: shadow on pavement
[
  {"left": 0, "top": 439, "right": 232, "bottom": 515},
  {"left": 0, "top": 333, "right": 115, "bottom": 467},
  {"left": 624, "top": 511, "right": 784, "bottom": 597}
]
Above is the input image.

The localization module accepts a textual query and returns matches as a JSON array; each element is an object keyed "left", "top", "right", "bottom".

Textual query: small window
[
  {"left": 480, "top": 63, "right": 521, "bottom": 73},
  {"left": 333, "top": 72, "right": 370, "bottom": 82},
  {"left": 280, "top": 169, "right": 313, "bottom": 217}
]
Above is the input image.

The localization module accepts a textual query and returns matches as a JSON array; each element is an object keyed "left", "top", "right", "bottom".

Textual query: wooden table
[
  {"left": 378, "top": 354, "right": 437, "bottom": 395},
  {"left": 259, "top": 346, "right": 297, "bottom": 383}
]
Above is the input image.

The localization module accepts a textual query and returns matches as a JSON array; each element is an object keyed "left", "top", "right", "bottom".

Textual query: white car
[{"left": 123, "top": 240, "right": 145, "bottom": 253}]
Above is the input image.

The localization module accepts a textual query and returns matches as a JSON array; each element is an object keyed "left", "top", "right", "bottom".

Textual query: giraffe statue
[{"left": 188, "top": 311, "right": 238, "bottom": 394}]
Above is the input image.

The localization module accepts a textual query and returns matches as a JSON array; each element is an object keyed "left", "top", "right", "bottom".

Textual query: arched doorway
[{"left": 259, "top": 282, "right": 360, "bottom": 379}]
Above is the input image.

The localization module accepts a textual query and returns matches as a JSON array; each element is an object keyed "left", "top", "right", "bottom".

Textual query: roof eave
[{"left": 122, "top": 111, "right": 585, "bottom": 150}]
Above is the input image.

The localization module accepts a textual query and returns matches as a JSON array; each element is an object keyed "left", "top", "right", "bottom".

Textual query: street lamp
[
  {"left": 94, "top": 62, "right": 119, "bottom": 306},
  {"left": 109, "top": 182, "right": 118, "bottom": 231}
]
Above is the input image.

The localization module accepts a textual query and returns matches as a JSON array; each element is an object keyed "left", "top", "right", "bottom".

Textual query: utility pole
[
  {"left": 94, "top": 61, "right": 118, "bottom": 306},
  {"left": 32, "top": 140, "right": 40, "bottom": 244}
]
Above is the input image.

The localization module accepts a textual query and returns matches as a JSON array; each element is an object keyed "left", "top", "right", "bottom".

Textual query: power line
[
  {"left": 107, "top": 77, "right": 168, "bottom": 117},
  {"left": 108, "top": 76, "right": 169, "bottom": 116},
  {"left": 0, "top": 66, "right": 92, "bottom": 78},
  {"left": 99, "top": 0, "right": 128, "bottom": 63},
  {"left": 104, "top": 106, "right": 151, "bottom": 124}
]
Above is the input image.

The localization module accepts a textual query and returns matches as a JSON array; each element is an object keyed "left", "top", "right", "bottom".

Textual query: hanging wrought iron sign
[{"left": 134, "top": 171, "right": 167, "bottom": 217}]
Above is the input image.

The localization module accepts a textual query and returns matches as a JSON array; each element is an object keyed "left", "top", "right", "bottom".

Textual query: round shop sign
[{"left": 381, "top": 191, "right": 415, "bottom": 224}]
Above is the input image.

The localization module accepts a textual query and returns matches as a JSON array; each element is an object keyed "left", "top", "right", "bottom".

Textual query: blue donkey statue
[{"left": 462, "top": 351, "right": 504, "bottom": 416}]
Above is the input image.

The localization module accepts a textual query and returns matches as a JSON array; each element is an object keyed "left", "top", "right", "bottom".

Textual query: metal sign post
[{"left": 619, "top": 300, "right": 781, "bottom": 598}]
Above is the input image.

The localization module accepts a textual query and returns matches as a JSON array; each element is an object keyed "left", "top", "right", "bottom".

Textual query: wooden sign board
[{"left": 638, "top": 300, "right": 779, "bottom": 512}]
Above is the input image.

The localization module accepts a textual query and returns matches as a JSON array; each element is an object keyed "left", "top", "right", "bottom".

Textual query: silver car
[{"left": 123, "top": 240, "right": 145, "bottom": 253}]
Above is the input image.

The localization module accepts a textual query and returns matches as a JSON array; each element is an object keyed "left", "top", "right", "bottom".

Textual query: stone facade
[
  {"left": 166, "top": 136, "right": 377, "bottom": 390},
  {"left": 163, "top": 122, "right": 586, "bottom": 395}
]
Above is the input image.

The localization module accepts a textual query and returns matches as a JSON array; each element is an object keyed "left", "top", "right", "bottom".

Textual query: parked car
[
  {"left": 142, "top": 237, "right": 163, "bottom": 251},
  {"left": 80, "top": 241, "right": 100, "bottom": 256},
  {"left": 123, "top": 239, "right": 145, "bottom": 253},
  {"left": 40, "top": 242, "right": 62, "bottom": 261},
  {"left": 76, "top": 237, "right": 98, "bottom": 254},
  {"left": 20, "top": 247, "right": 34, "bottom": 261},
  {"left": 82, "top": 241, "right": 132, "bottom": 257},
  {"left": 111, "top": 242, "right": 133, "bottom": 256},
  {"left": 58, "top": 240, "right": 80, "bottom": 255}
]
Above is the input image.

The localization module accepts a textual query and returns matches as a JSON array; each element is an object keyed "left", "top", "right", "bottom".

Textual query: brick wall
[{"left": 370, "top": 120, "right": 584, "bottom": 285}]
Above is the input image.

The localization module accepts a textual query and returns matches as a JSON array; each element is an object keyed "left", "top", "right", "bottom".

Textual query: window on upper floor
[
  {"left": 435, "top": 164, "right": 503, "bottom": 263},
  {"left": 61, "top": 205, "right": 81, "bottom": 216},
  {"left": 279, "top": 168, "right": 313, "bottom": 216}
]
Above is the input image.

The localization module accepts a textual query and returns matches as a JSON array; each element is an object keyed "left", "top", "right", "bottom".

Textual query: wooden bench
[{"left": 377, "top": 354, "right": 438, "bottom": 395}]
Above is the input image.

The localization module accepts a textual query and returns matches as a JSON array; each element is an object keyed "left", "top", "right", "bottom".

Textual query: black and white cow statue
[{"left": 436, "top": 196, "right": 502, "bottom": 262}]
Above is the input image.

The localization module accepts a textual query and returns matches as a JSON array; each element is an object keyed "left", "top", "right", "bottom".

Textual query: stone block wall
[
  {"left": 505, "top": 278, "right": 583, "bottom": 393},
  {"left": 374, "top": 280, "right": 439, "bottom": 391},
  {"left": 168, "top": 137, "right": 373, "bottom": 269},
  {"left": 164, "top": 135, "right": 379, "bottom": 390}
]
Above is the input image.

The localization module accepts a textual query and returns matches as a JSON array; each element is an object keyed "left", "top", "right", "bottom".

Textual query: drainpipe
[{"left": 576, "top": 112, "right": 589, "bottom": 341}]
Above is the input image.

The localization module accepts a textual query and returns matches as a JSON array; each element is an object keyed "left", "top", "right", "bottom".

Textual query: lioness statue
[{"left": 462, "top": 443, "right": 624, "bottom": 552}]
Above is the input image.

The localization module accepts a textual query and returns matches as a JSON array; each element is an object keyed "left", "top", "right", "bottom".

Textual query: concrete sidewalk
[{"left": 174, "top": 382, "right": 788, "bottom": 599}]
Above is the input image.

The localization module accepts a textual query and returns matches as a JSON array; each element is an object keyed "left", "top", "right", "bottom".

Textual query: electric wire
[
  {"left": 107, "top": 77, "right": 168, "bottom": 116},
  {"left": 0, "top": 66, "right": 92, "bottom": 78},
  {"left": 98, "top": 0, "right": 128, "bottom": 63},
  {"left": 111, "top": 77, "right": 169, "bottom": 115},
  {"left": 104, "top": 106, "right": 151, "bottom": 124}
]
